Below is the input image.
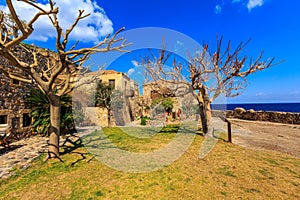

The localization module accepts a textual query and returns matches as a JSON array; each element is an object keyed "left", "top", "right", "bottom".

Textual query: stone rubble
[
  {"left": 226, "top": 108, "right": 300, "bottom": 124},
  {"left": 0, "top": 127, "right": 97, "bottom": 179},
  {"left": 0, "top": 136, "right": 48, "bottom": 179}
]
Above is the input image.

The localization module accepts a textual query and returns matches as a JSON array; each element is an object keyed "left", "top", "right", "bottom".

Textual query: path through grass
[{"left": 0, "top": 127, "right": 299, "bottom": 199}]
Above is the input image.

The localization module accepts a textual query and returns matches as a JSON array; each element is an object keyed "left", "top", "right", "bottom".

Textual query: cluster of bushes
[{"left": 26, "top": 89, "right": 84, "bottom": 135}]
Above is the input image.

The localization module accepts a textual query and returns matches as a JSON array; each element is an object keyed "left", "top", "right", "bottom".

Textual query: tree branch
[
  {"left": 0, "top": 66, "right": 32, "bottom": 83},
  {"left": 62, "top": 10, "right": 90, "bottom": 50}
]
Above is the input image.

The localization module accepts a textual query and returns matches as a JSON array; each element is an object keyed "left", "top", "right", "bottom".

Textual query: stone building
[
  {"left": 142, "top": 80, "right": 197, "bottom": 119},
  {"left": 0, "top": 43, "right": 57, "bottom": 133},
  {"left": 78, "top": 70, "right": 140, "bottom": 127},
  {"left": 0, "top": 46, "right": 37, "bottom": 132},
  {"left": 0, "top": 68, "right": 32, "bottom": 131},
  {"left": 143, "top": 80, "right": 191, "bottom": 105},
  {"left": 1, "top": 43, "right": 197, "bottom": 130},
  {"left": 1, "top": 52, "right": 140, "bottom": 130},
  {"left": 98, "top": 70, "right": 139, "bottom": 126}
]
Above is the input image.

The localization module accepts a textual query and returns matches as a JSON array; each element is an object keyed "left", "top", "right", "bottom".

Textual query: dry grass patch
[{"left": 0, "top": 127, "right": 299, "bottom": 199}]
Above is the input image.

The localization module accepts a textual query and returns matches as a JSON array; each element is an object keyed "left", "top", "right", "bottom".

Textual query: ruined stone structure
[
  {"left": 143, "top": 81, "right": 191, "bottom": 106},
  {"left": 142, "top": 81, "right": 195, "bottom": 119},
  {"left": 0, "top": 45, "right": 37, "bottom": 132},
  {"left": 225, "top": 108, "right": 300, "bottom": 124}
]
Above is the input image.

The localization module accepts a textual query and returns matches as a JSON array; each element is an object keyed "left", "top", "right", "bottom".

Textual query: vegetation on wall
[{"left": 151, "top": 97, "right": 174, "bottom": 114}]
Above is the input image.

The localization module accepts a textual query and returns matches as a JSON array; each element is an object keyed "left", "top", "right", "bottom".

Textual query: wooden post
[{"left": 225, "top": 118, "right": 232, "bottom": 143}]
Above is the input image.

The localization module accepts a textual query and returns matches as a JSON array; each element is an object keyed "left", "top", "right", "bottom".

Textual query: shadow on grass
[
  {"left": 194, "top": 129, "right": 228, "bottom": 142},
  {"left": 59, "top": 135, "right": 91, "bottom": 166},
  {"left": 59, "top": 132, "right": 119, "bottom": 166},
  {"left": 60, "top": 136, "right": 84, "bottom": 155},
  {"left": 159, "top": 125, "right": 180, "bottom": 133},
  {"left": 195, "top": 131, "right": 205, "bottom": 136},
  {"left": 59, "top": 125, "right": 205, "bottom": 167},
  {"left": 215, "top": 135, "right": 228, "bottom": 143}
]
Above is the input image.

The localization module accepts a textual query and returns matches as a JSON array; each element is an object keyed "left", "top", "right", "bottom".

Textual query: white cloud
[
  {"left": 215, "top": 4, "right": 222, "bottom": 14},
  {"left": 231, "top": 0, "right": 265, "bottom": 11},
  {"left": 127, "top": 68, "right": 135, "bottom": 76},
  {"left": 176, "top": 40, "right": 184, "bottom": 46},
  {"left": 127, "top": 60, "right": 140, "bottom": 76},
  {"left": 247, "top": 0, "right": 264, "bottom": 11},
  {"left": 131, "top": 60, "right": 139, "bottom": 67},
  {"left": 0, "top": 0, "right": 113, "bottom": 43}
]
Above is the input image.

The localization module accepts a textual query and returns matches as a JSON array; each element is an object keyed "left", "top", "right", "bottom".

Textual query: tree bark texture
[
  {"left": 198, "top": 87, "right": 212, "bottom": 134},
  {"left": 48, "top": 95, "right": 61, "bottom": 158},
  {"left": 198, "top": 102, "right": 212, "bottom": 134},
  {"left": 107, "top": 108, "right": 111, "bottom": 128}
]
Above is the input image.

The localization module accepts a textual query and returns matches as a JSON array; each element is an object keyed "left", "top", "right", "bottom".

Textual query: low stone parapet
[{"left": 222, "top": 108, "right": 300, "bottom": 124}]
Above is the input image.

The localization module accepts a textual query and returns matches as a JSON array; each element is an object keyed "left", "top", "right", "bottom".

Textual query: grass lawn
[{"left": 0, "top": 126, "right": 299, "bottom": 199}]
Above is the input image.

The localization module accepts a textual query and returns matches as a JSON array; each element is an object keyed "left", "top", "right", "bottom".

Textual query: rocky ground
[
  {"left": 0, "top": 127, "right": 97, "bottom": 179},
  {"left": 0, "top": 120, "right": 299, "bottom": 179},
  {"left": 228, "top": 118, "right": 300, "bottom": 158},
  {"left": 0, "top": 136, "right": 48, "bottom": 179}
]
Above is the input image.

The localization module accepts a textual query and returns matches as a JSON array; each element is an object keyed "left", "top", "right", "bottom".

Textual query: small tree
[
  {"left": 161, "top": 97, "right": 174, "bottom": 114},
  {"left": 151, "top": 97, "right": 174, "bottom": 114},
  {"left": 95, "top": 81, "right": 124, "bottom": 127},
  {"left": 140, "top": 38, "right": 275, "bottom": 133},
  {"left": 0, "top": 0, "right": 129, "bottom": 158}
]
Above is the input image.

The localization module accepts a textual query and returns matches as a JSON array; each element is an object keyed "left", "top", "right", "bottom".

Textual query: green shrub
[
  {"left": 151, "top": 97, "right": 174, "bottom": 114},
  {"left": 140, "top": 116, "right": 150, "bottom": 126},
  {"left": 26, "top": 89, "right": 83, "bottom": 135}
]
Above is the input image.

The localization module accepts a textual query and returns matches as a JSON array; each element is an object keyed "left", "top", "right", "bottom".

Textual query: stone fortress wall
[{"left": 213, "top": 107, "right": 300, "bottom": 125}]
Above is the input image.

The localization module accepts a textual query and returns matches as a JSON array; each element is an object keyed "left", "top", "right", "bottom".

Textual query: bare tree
[
  {"left": 0, "top": 0, "right": 129, "bottom": 158},
  {"left": 139, "top": 38, "right": 275, "bottom": 134}
]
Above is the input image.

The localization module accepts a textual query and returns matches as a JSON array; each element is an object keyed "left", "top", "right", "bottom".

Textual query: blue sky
[
  {"left": 100, "top": 0, "right": 300, "bottom": 103},
  {"left": 1, "top": 0, "right": 299, "bottom": 103}
]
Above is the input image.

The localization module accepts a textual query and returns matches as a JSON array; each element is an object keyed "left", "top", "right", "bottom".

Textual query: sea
[{"left": 211, "top": 102, "right": 300, "bottom": 113}]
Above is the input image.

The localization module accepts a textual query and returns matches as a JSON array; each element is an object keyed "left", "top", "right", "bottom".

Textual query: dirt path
[{"left": 228, "top": 118, "right": 300, "bottom": 158}]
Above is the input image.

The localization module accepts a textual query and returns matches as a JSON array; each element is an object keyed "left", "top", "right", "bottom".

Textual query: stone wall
[
  {"left": 223, "top": 108, "right": 300, "bottom": 124},
  {"left": 81, "top": 107, "right": 118, "bottom": 127},
  {"left": 142, "top": 81, "right": 193, "bottom": 118},
  {"left": 143, "top": 81, "right": 190, "bottom": 104},
  {"left": 0, "top": 44, "right": 52, "bottom": 131},
  {"left": 0, "top": 51, "right": 35, "bottom": 131}
]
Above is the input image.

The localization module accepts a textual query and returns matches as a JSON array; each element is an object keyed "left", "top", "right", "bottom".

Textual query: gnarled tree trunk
[
  {"left": 198, "top": 87, "right": 212, "bottom": 134},
  {"left": 48, "top": 95, "right": 61, "bottom": 158},
  {"left": 107, "top": 108, "right": 112, "bottom": 128},
  {"left": 199, "top": 103, "right": 212, "bottom": 134},
  {"left": 198, "top": 102, "right": 212, "bottom": 134}
]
